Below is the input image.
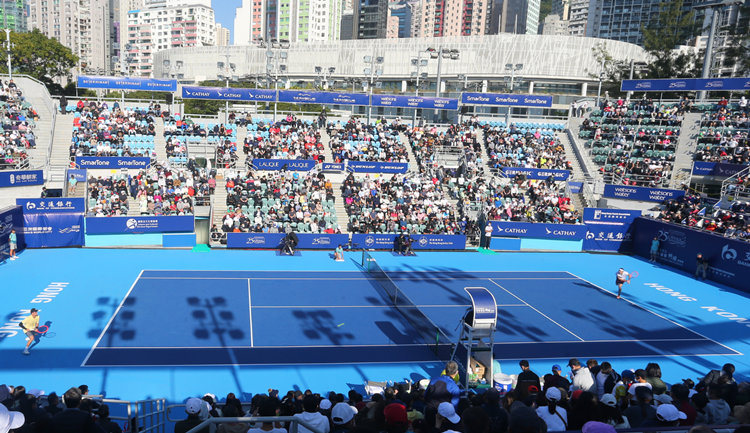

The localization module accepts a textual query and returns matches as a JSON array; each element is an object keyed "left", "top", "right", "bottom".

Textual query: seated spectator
[
  {"left": 175, "top": 398, "right": 208, "bottom": 433},
  {"left": 295, "top": 395, "right": 330, "bottom": 433},
  {"left": 47, "top": 387, "right": 101, "bottom": 433},
  {"left": 96, "top": 405, "right": 122, "bottom": 433}
]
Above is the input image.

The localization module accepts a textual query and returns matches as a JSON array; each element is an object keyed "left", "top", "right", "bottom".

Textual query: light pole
[
  {"left": 261, "top": 38, "right": 290, "bottom": 123},
  {"left": 217, "top": 45, "right": 237, "bottom": 124},
  {"left": 314, "top": 66, "right": 336, "bottom": 90},
  {"left": 410, "top": 52, "right": 428, "bottom": 126},
  {"left": 2, "top": 29, "right": 15, "bottom": 79},
  {"left": 429, "top": 46, "right": 459, "bottom": 122},
  {"left": 693, "top": 0, "right": 743, "bottom": 100},
  {"left": 363, "top": 52, "right": 384, "bottom": 125},
  {"left": 504, "top": 63, "right": 523, "bottom": 93}
]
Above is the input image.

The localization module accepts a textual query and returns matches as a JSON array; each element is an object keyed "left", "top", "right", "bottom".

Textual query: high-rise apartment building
[
  {"left": 29, "top": 0, "right": 111, "bottom": 74},
  {"left": 216, "top": 22, "right": 229, "bottom": 45},
  {"left": 0, "top": 0, "right": 28, "bottom": 32},
  {"left": 125, "top": 3, "right": 215, "bottom": 77},
  {"left": 354, "top": 0, "right": 389, "bottom": 39},
  {"left": 233, "top": 0, "right": 265, "bottom": 44},
  {"left": 567, "top": 0, "right": 589, "bottom": 35},
  {"left": 490, "top": 0, "right": 540, "bottom": 34},
  {"left": 551, "top": 0, "right": 569, "bottom": 20},
  {"left": 407, "top": 0, "right": 490, "bottom": 37},
  {"left": 340, "top": 9, "right": 355, "bottom": 39},
  {"left": 388, "top": 1, "right": 411, "bottom": 38},
  {"left": 541, "top": 14, "right": 568, "bottom": 35}
]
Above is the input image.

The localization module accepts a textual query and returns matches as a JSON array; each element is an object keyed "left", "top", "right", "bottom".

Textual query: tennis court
[{"left": 82, "top": 257, "right": 738, "bottom": 368}]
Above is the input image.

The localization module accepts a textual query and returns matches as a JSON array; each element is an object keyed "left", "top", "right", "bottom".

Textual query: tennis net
[{"left": 362, "top": 251, "right": 448, "bottom": 356}]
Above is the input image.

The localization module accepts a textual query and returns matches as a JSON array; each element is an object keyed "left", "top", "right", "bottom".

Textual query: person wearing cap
[
  {"left": 330, "top": 402, "right": 356, "bottom": 433},
  {"left": 599, "top": 394, "right": 629, "bottom": 428},
  {"left": 19, "top": 308, "right": 40, "bottom": 355},
  {"left": 581, "top": 421, "right": 616, "bottom": 433},
  {"left": 543, "top": 365, "right": 571, "bottom": 392},
  {"left": 0, "top": 403, "right": 24, "bottom": 433},
  {"left": 640, "top": 404, "right": 686, "bottom": 429},
  {"left": 175, "top": 397, "right": 209, "bottom": 433},
  {"left": 294, "top": 395, "right": 330, "bottom": 433},
  {"left": 435, "top": 402, "right": 461, "bottom": 433},
  {"left": 535, "top": 387, "right": 567, "bottom": 432},
  {"left": 384, "top": 401, "right": 409, "bottom": 432},
  {"left": 481, "top": 388, "right": 508, "bottom": 433},
  {"left": 568, "top": 358, "right": 597, "bottom": 394}
]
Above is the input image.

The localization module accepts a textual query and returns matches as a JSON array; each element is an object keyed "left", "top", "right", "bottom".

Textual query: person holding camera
[{"left": 282, "top": 232, "right": 299, "bottom": 256}]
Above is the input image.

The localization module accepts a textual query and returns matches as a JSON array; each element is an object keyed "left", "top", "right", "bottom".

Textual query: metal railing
[
  {"left": 721, "top": 165, "right": 750, "bottom": 203},
  {"left": 37, "top": 395, "right": 166, "bottom": 433},
  {"left": 580, "top": 180, "right": 597, "bottom": 208},
  {"left": 180, "top": 415, "right": 324, "bottom": 433}
]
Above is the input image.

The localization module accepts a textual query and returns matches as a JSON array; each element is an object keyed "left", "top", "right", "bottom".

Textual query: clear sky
[{"left": 214, "top": 0, "right": 244, "bottom": 45}]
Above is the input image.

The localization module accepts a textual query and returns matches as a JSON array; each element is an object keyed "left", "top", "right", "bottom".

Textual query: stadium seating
[{"left": 0, "top": 81, "right": 39, "bottom": 170}]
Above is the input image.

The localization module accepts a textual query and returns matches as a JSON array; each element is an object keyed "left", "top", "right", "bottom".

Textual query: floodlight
[
  {"left": 230, "top": 63, "right": 236, "bottom": 70},
  {"left": 217, "top": 61, "right": 224, "bottom": 68},
  {"left": 421, "top": 72, "right": 428, "bottom": 78},
  {"left": 163, "top": 60, "right": 171, "bottom": 67},
  {"left": 376, "top": 56, "right": 384, "bottom": 64},
  {"left": 364, "top": 67, "right": 371, "bottom": 75},
  {"left": 375, "top": 69, "right": 383, "bottom": 76},
  {"left": 266, "top": 51, "right": 274, "bottom": 58},
  {"left": 411, "top": 59, "right": 418, "bottom": 66},
  {"left": 266, "top": 64, "right": 274, "bottom": 71},
  {"left": 364, "top": 55, "right": 372, "bottom": 63},
  {"left": 315, "top": 66, "right": 322, "bottom": 73},
  {"left": 328, "top": 67, "right": 336, "bottom": 74},
  {"left": 411, "top": 72, "right": 417, "bottom": 78},
  {"left": 420, "top": 59, "right": 428, "bottom": 66},
  {"left": 505, "top": 63, "right": 513, "bottom": 69},
  {"left": 279, "top": 64, "right": 287, "bottom": 72},
  {"left": 375, "top": 82, "right": 382, "bottom": 88},
  {"left": 515, "top": 64, "right": 523, "bottom": 70},
  {"left": 279, "top": 52, "right": 288, "bottom": 59},
  {"left": 176, "top": 61, "right": 183, "bottom": 68}
]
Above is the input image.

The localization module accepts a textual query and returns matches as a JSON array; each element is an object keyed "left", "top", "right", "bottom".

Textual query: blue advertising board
[
  {"left": 226, "top": 233, "right": 350, "bottom": 249},
  {"left": 692, "top": 162, "right": 747, "bottom": 177},
  {"left": 85, "top": 215, "right": 194, "bottom": 234},
  {"left": 461, "top": 93, "right": 553, "bottom": 108},
  {"left": 490, "top": 221, "right": 587, "bottom": 240},
  {"left": 371, "top": 94, "right": 459, "bottom": 110},
  {"left": 501, "top": 167, "right": 570, "bottom": 180},
  {"left": 23, "top": 213, "right": 84, "bottom": 248},
  {"left": 181, "top": 86, "right": 276, "bottom": 102},
  {"left": 633, "top": 218, "right": 750, "bottom": 294},
  {"left": 0, "top": 206, "right": 24, "bottom": 255},
  {"left": 278, "top": 90, "right": 370, "bottom": 106},
  {"left": 76, "top": 157, "right": 151, "bottom": 169},
  {"left": 347, "top": 161, "right": 409, "bottom": 174},
  {"left": 0, "top": 170, "right": 44, "bottom": 188},
  {"left": 251, "top": 159, "right": 317, "bottom": 171},
  {"left": 78, "top": 76, "right": 177, "bottom": 92},
  {"left": 67, "top": 169, "right": 87, "bottom": 182},
  {"left": 569, "top": 182, "right": 583, "bottom": 194},
  {"left": 17, "top": 198, "right": 86, "bottom": 214},
  {"left": 621, "top": 77, "right": 750, "bottom": 92},
  {"left": 583, "top": 208, "right": 642, "bottom": 224},
  {"left": 321, "top": 163, "right": 345, "bottom": 171},
  {"left": 603, "top": 184, "right": 685, "bottom": 202},
  {"left": 352, "top": 234, "right": 466, "bottom": 250}
]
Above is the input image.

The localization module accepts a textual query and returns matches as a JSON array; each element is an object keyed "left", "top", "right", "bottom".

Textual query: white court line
[
  {"left": 390, "top": 278, "right": 580, "bottom": 281},
  {"left": 250, "top": 304, "right": 527, "bottom": 308},
  {"left": 140, "top": 277, "right": 369, "bottom": 280},
  {"left": 88, "top": 343, "right": 431, "bottom": 349},
  {"left": 248, "top": 279, "right": 254, "bottom": 347},
  {"left": 488, "top": 279, "right": 585, "bottom": 342},
  {"left": 566, "top": 272, "right": 743, "bottom": 356},
  {"left": 81, "top": 270, "right": 144, "bottom": 367}
]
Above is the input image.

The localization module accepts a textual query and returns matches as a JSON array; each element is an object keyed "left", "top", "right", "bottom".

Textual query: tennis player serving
[
  {"left": 19, "top": 308, "right": 40, "bottom": 355},
  {"left": 615, "top": 268, "right": 630, "bottom": 299}
]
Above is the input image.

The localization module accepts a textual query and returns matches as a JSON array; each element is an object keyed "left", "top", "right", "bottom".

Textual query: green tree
[
  {"left": 1, "top": 29, "right": 78, "bottom": 91},
  {"left": 641, "top": 0, "right": 702, "bottom": 79}
]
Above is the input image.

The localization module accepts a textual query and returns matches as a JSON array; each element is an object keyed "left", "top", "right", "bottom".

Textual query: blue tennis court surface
[{"left": 82, "top": 269, "right": 737, "bottom": 368}]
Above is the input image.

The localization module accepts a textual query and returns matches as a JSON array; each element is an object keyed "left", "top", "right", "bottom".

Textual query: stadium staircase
[
  {"left": 27, "top": 95, "right": 53, "bottom": 170},
  {"left": 399, "top": 132, "right": 420, "bottom": 175},
  {"left": 210, "top": 179, "right": 228, "bottom": 229},
  {"left": 330, "top": 179, "right": 349, "bottom": 234},
  {"left": 320, "top": 128, "right": 335, "bottom": 165},
  {"left": 236, "top": 127, "right": 249, "bottom": 169},
  {"left": 557, "top": 132, "right": 588, "bottom": 211},
  {"left": 669, "top": 111, "right": 703, "bottom": 188},
  {"left": 49, "top": 113, "right": 77, "bottom": 188}
]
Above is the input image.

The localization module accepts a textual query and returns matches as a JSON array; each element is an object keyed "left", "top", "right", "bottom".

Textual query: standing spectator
[
  {"left": 517, "top": 361, "right": 541, "bottom": 394},
  {"left": 424, "top": 361, "right": 461, "bottom": 425},
  {"left": 569, "top": 358, "right": 597, "bottom": 394},
  {"left": 696, "top": 363, "right": 738, "bottom": 406},
  {"left": 650, "top": 237, "right": 659, "bottom": 262},
  {"left": 645, "top": 363, "right": 667, "bottom": 395},
  {"left": 695, "top": 253, "right": 708, "bottom": 281},
  {"left": 705, "top": 385, "right": 730, "bottom": 424},
  {"left": 174, "top": 398, "right": 208, "bottom": 433},
  {"left": 595, "top": 363, "right": 619, "bottom": 399},
  {"left": 544, "top": 365, "right": 571, "bottom": 392},
  {"left": 535, "top": 388, "right": 567, "bottom": 432},
  {"left": 627, "top": 370, "right": 652, "bottom": 402},
  {"left": 481, "top": 389, "right": 508, "bottom": 433},
  {"left": 96, "top": 405, "right": 122, "bottom": 433},
  {"left": 9, "top": 229, "right": 17, "bottom": 261},
  {"left": 45, "top": 387, "right": 101, "bottom": 433},
  {"left": 59, "top": 95, "right": 68, "bottom": 114},
  {"left": 669, "top": 384, "right": 696, "bottom": 426},
  {"left": 294, "top": 395, "right": 330, "bottom": 433}
]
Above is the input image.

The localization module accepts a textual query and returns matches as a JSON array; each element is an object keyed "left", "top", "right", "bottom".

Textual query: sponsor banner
[
  {"left": 85, "top": 215, "right": 194, "bottom": 234},
  {"left": 181, "top": 86, "right": 276, "bottom": 102},
  {"left": 17, "top": 198, "right": 86, "bottom": 214},
  {"left": 278, "top": 90, "right": 369, "bottom": 106},
  {"left": 461, "top": 92, "right": 553, "bottom": 108},
  {"left": 67, "top": 169, "right": 87, "bottom": 182},
  {"left": 352, "top": 234, "right": 466, "bottom": 250},
  {"left": 603, "top": 184, "right": 685, "bottom": 202},
  {"left": 251, "top": 159, "right": 317, "bottom": 171},
  {"left": 583, "top": 208, "right": 642, "bottom": 224},
  {"left": 78, "top": 75, "right": 177, "bottom": 92},
  {"left": 347, "top": 161, "right": 409, "bottom": 174},
  {"left": 22, "top": 212, "right": 84, "bottom": 248},
  {"left": 371, "top": 94, "right": 459, "bottom": 110},
  {"left": 501, "top": 167, "right": 570, "bottom": 180},
  {"left": 569, "top": 182, "right": 583, "bottom": 194},
  {"left": 76, "top": 157, "right": 150, "bottom": 169},
  {"left": 621, "top": 77, "right": 750, "bottom": 92},
  {"left": 0, "top": 205, "right": 24, "bottom": 254},
  {"left": 321, "top": 163, "right": 345, "bottom": 171},
  {"left": 633, "top": 218, "right": 750, "bottom": 294},
  {"left": 692, "top": 162, "right": 747, "bottom": 177},
  {"left": 226, "top": 233, "right": 350, "bottom": 249},
  {"left": 490, "top": 221, "right": 587, "bottom": 240},
  {"left": 582, "top": 223, "right": 635, "bottom": 252},
  {"left": 0, "top": 170, "right": 44, "bottom": 188}
]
